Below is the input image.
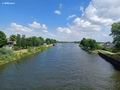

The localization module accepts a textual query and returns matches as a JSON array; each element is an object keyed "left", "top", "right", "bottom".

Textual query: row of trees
[
  {"left": 15, "top": 34, "right": 46, "bottom": 49},
  {"left": 0, "top": 31, "right": 57, "bottom": 49},
  {"left": 15, "top": 34, "right": 57, "bottom": 49},
  {"left": 80, "top": 38, "right": 102, "bottom": 50}
]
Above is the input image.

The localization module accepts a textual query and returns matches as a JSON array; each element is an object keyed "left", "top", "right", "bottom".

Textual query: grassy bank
[
  {"left": 98, "top": 50, "right": 120, "bottom": 61},
  {"left": 0, "top": 45, "right": 52, "bottom": 66},
  {"left": 80, "top": 45, "right": 120, "bottom": 61},
  {"left": 80, "top": 46, "right": 99, "bottom": 54}
]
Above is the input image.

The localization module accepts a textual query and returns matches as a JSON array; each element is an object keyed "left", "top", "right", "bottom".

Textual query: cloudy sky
[{"left": 0, "top": 0, "right": 120, "bottom": 42}]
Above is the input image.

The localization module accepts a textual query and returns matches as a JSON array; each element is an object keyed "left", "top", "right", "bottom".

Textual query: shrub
[
  {"left": 102, "top": 47, "right": 112, "bottom": 52},
  {"left": 112, "top": 48, "right": 119, "bottom": 53},
  {"left": 0, "top": 47, "right": 14, "bottom": 60},
  {"left": 13, "top": 46, "right": 21, "bottom": 51},
  {"left": 27, "top": 47, "right": 34, "bottom": 53}
]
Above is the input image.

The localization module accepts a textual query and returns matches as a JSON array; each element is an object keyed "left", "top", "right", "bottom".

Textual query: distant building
[
  {"left": 6, "top": 38, "right": 16, "bottom": 48},
  {"left": 98, "top": 41, "right": 115, "bottom": 48}
]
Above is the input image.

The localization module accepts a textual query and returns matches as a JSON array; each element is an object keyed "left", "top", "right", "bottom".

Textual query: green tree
[
  {"left": 80, "top": 38, "right": 86, "bottom": 46},
  {"left": 38, "top": 37, "right": 44, "bottom": 45},
  {"left": 80, "top": 38, "right": 99, "bottom": 50},
  {"left": 26, "top": 37, "right": 32, "bottom": 46},
  {"left": 45, "top": 38, "right": 51, "bottom": 44},
  {"left": 21, "top": 35, "right": 26, "bottom": 49},
  {"left": 0, "top": 31, "right": 7, "bottom": 48},
  {"left": 10, "top": 34, "right": 17, "bottom": 41},
  {"left": 32, "top": 36, "right": 37, "bottom": 46},
  {"left": 16, "top": 34, "right": 21, "bottom": 47},
  {"left": 110, "top": 22, "right": 120, "bottom": 50}
]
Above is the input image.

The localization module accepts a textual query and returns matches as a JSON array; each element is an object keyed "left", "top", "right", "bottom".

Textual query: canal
[{"left": 0, "top": 43, "right": 120, "bottom": 90}]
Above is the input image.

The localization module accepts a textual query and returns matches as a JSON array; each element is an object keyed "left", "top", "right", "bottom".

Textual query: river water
[{"left": 0, "top": 43, "right": 120, "bottom": 90}]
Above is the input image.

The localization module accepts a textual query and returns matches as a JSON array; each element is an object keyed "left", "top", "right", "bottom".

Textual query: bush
[
  {"left": 27, "top": 47, "right": 34, "bottom": 53},
  {"left": 112, "top": 48, "right": 119, "bottom": 53},
  {"left": 102, "top": 47, "right": 112, "bottom": 52},
  {"left": 0, "top": 47, "right": 14, "bottom": 60},
  {"left": 97, "top": 45, "right": 103, "bottom": 50},
  {"left": 13, "top": 46, "right": 21, "bottom": 51}
]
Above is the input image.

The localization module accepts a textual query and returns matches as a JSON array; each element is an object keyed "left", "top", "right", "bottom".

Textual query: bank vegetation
[{"left": 0, "top": 31, "right": 57, "bottom": 65}]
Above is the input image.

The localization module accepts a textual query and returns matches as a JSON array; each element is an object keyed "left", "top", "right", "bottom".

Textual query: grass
[
  {"left": 0, "top": 45, "right": 52, "bottom": 66},
  {"left": 98, "top": 50, "right": 120, "bottom": 61}
]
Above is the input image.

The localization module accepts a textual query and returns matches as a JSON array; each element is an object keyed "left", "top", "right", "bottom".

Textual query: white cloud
[
  {"left": 102, "top": 33, "right": 108, "bottom": 37},
  {"left": 72, "top": 17, "right": 101, "bottom": 31},
  {"left": 91, "top": 0, "right": 120, "bottom": 19},
  {"left": 43, "top": 30, "right": 48, "bottom": 33},
  {"left": 80, "top": 6, "right": 84, "bottom": 12},
  {"left": 49, "top": 33, "right": 55, "bottom": 37},
  {"left": 56, "top": 0, "right": 120, "bottom": 41},
  {"left": 9, "top": 23, "right": 33, "bottom": 33},
  {"left": 59, "top": 4, "right": 63, "bottom": 9},
  {"left": 28, "top": 22, "right": 48, "bottom": 30},
  {"left": 54, "top": 10, "right": 61, "bottom": 15},
  {"left": 67, "top": 14, "right": 76, "bottom": 20},
  {"left": 28, "top": 21, "right": 41, "bottom": 28},
  {"left": 82, "top": 4, "right": 114, "bottom": 26},
  {"left": 57, "top": 27, "right": 71, "bottom": 34},
  {"left": 42, "top": 24, "right": 47, "bottom": 29}
]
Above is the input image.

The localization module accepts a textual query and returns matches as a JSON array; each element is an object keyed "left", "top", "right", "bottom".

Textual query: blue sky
[{"left": 0, "top": 0, "right": 120, "bottom": 42}]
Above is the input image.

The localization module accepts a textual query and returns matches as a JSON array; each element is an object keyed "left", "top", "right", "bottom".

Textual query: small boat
[{"left": 53, "top": 44, "right": 57, "bottom": 46}]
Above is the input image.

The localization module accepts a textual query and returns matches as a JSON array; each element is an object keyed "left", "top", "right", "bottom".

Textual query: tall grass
[{"left": 0, "top": 47, "right": 14, "bottom": 60}]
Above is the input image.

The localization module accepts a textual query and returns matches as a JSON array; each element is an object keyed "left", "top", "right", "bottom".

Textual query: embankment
[
  {"left": 98, "top": 52, "right": 120, "bottom": 68},
  {"left": 0, "top": 45, "right": 52, "bottom": 66}
]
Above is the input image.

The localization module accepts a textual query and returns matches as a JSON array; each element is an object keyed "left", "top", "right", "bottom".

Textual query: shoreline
[
  {"left": 98, "top": 52, "right": 120, "bottom": 69},
  {"left": 80, "top": 46, "right": 120, "bottom": 68},
  {"left": 0, "top": 45, "right": 52, "bottom": 66}
]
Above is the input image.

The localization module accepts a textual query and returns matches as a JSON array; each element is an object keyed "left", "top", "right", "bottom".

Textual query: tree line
[
  {"left": 0, "top": 31, "right": 57, "bottom": 49},
  {"left": 80, "top": 38, "right": 102, "bottom": 50},
  {"left": 80, "top": 21, "right": 120, "bottom": 52}
]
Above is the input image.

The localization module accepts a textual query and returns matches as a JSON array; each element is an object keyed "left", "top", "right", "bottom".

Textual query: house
[
  {"left": 6, "top": 38, "right": 16, "bottom": 48},
  {"left": 98, "top": 41, "right": 115, "bottom": 48}
]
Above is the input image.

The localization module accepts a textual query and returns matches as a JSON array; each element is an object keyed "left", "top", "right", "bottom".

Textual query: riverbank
[
  {"left": 98, "top": 52, "right": 120, "bottom": 69},
  {"left": 80, "top": 45, "right": 120, "bottom": 61},
  {"left": 81, "top": 46, "right": 120, "bottom": 69},
  {"left": 0, "top": 45, "right": 52, "bottom": 66},
  {"left": 80, "top": 46, "right": 99, "bottom": 54},
  {"left": 97, "top": 50, "right": 120, "bottom": 61}
]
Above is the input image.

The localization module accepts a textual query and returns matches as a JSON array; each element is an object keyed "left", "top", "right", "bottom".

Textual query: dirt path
[{"left": 14, "top": 49, "right": 28, "bottom": 55}]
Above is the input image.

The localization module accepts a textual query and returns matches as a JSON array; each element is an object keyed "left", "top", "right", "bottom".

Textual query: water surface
[{"left": 0, "top": 43, "right": 120, "bottom": 90}]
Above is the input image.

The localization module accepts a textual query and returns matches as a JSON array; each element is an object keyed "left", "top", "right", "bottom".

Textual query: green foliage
[
  {"left": 21, "top": 35, "right": 27, "bottom": 49},
  {"left": 16, "top": 34, "right": 21, "bottom": 47},
  {"left": 13, "top": 46, "right": 21, "bottom": 51},
  {"left": 0, "top": 47, "right": 14, "bottom": 60},
  {"left": 38, "top": 37, "right": 44, "bottom": 45},
  {"left": 20, "top": 52, "right": 28, "bottom": 57},
  {"left": 26, "top": 37, "right": 32, "bottom": 46},
  {"left": 110, "top": 22, "right": 120, "bottom": 50},
  {"left": 45, "top": 38, "right": 57, "bottom": 45},
  {"left": 97, "top": 45, "right": 103, "bottom": 50},
  {"left": 0, "top": 31, "right": 7, "bottom": 48},
  {"left": 0, "top": 31, "right": 57, "bottom": 50},
  {"left": 27, "top": 47, "right": 34, "bottom": 53},
  {"left": 10, "top": 34, "right": 17, "bottom": 41},
  {"left": 102, "top": 47, "right": 112, "bottom": 52},
  {"left": 80, "top": 38, "right": 100, "bottom": 50},
  {"left": 112, "top": 47, "right": 120, "bottom": 53}
]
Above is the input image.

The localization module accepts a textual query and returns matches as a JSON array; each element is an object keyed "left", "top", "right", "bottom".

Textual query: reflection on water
[{"left": 0, "top": 43, "right": 120, "bottom": 90}]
